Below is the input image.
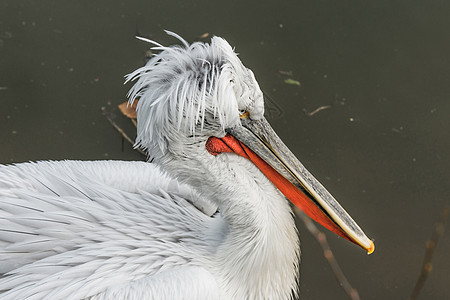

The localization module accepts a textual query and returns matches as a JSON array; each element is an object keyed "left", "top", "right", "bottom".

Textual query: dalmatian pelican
[{"left": 0, "top": 31, "right": 373, "bottom": 299}]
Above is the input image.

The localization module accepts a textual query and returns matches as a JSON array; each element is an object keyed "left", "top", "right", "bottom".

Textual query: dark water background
[{"left": 1, "top": 1, "right": 449, "bottom": 299}]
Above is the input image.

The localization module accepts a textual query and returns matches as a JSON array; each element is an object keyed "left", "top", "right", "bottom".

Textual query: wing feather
[{"left": 0, "top": 161, "right": 220, "bottom": 298}]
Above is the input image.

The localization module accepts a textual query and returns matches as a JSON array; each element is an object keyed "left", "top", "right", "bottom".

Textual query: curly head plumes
[{"left": 125, "top": 31, "right": 264, "bottom": 157}]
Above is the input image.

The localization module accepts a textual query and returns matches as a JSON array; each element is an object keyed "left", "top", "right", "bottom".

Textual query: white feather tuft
[{"left": 125, "top": 33, "right": 261, "bottom": 156}]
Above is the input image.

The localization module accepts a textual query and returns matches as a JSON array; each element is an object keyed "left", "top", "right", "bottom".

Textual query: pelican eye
[{"left": 239, "top": 110, "right": 250, "bottom": 119}]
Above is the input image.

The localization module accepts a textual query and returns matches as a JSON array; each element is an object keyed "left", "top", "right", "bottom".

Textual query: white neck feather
[{"left": 195, "top": 153, "right": 300, "bottom": 299}]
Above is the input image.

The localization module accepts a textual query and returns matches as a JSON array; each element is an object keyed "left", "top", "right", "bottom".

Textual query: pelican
[{"left": 0, "top": 32, "right": 374, "bottom": 299}]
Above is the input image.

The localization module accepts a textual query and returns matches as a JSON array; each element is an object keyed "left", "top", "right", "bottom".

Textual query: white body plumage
[{"left": 0, "top": 159, "right": 298, "bottom": 299}]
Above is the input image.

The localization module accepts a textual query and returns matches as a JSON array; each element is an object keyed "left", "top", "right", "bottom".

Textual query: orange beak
[{"left": 206, "top": 117, "right": 374, "bottom": 254}]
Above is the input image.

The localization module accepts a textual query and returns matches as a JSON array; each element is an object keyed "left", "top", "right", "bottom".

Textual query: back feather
[{"left": 0, "top": 161, "right": 217, "bottom": 299}]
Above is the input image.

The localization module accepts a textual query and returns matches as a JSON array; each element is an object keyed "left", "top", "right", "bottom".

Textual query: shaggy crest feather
[{"left": 125, "top": 31, "right": 263, "bottom": 155}]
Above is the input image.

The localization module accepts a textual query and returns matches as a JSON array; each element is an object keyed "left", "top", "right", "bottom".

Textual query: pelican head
[{"left": 126, "top": 31, "right": 374, "bottom": 254}]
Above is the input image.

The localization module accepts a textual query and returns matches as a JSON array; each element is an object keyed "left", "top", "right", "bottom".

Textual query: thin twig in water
[
  {"left": 103, "top": 109, "right": 146, "bottom": 156},
  {"left": 410, "top": 205, "right": 449, "bottom": 300},
  {"left": 294, "top": 207, "right": 360, "bottom": 300},
  {"left": 306, "top": 105, "right": 331, "bottom": 116}
]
